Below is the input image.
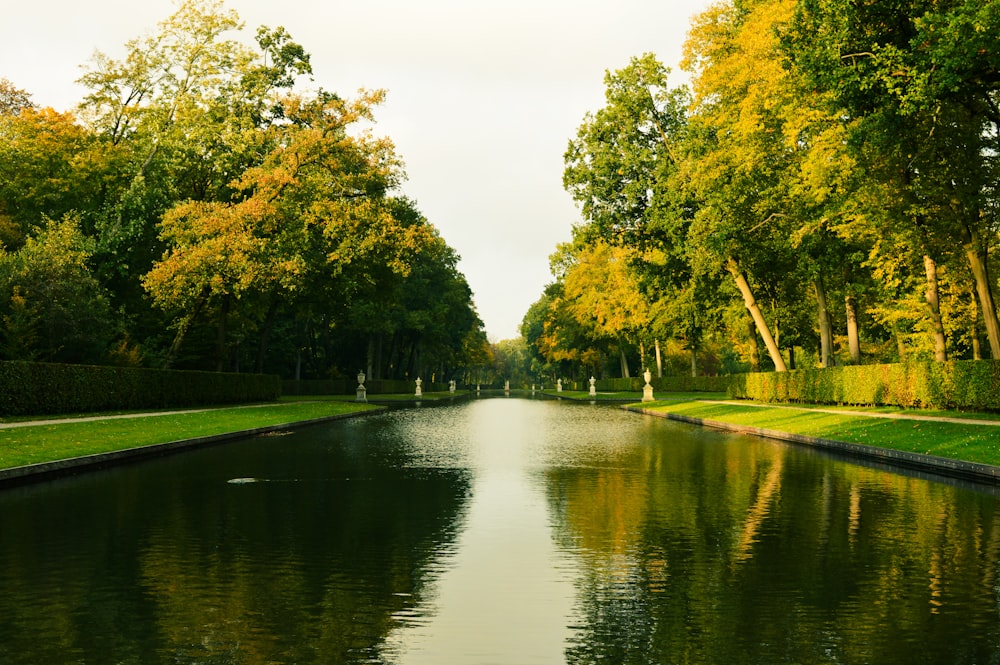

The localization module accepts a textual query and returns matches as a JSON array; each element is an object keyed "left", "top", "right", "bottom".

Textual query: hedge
[
  {"left": 728, "top": 359, "right": 1000, "bottom": 411},
  {"left": 0, "top": 361, "right": 281, "bottom": 416}
]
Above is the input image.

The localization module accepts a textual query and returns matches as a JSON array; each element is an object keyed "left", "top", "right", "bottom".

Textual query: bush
[
  {"left": 0, "top": 361, "right": 281, "bottom": 416},
  {"left": 728, "top": 360, "right": 1000, "bottom": 411}
]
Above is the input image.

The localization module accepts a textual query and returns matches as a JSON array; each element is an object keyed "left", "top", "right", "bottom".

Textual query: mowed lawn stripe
[
  {"left": 0, "top": 401, "right": 378, "bottom": 470},
  {"left": 639, "top": 400, "right": 1000, "bottom": 466}
]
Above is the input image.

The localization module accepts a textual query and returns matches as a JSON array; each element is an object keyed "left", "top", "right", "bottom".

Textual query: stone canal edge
[{"left": 625, "top": 404, "right": 1000, "bottom": 486}]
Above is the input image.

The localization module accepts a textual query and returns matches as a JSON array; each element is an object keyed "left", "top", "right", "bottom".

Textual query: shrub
[
  {"left": 0, "top": 361, "right": 280, "bottom": 416},
  {"left": 728, "top": 360, "right": 1000, "bottom": 412}
]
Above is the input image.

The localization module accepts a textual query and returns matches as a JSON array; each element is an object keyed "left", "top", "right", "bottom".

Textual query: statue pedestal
[
  {"left": 642, "top": 384, "right": 654, "bottom": 402},
  {"left": 356, "top": 371, "right": 367, "bottom": 402}
]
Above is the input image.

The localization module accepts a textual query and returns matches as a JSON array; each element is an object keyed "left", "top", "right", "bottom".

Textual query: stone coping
[{"left": 626, "top": 405, "right": 1000, "bottom": 486}]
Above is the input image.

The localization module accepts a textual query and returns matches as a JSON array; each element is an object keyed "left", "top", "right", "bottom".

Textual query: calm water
[{"left": 2, "top": 398, "right": 1000, "bottom": 664}]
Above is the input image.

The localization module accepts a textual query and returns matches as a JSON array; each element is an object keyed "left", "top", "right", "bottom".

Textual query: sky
[{"left": 1, "top": 0, "right": 714, "bottom": 341}]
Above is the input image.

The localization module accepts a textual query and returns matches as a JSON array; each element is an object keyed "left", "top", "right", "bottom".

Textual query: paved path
[{"left": 697, "top": 400, "right": 1000, "bottom": 427}]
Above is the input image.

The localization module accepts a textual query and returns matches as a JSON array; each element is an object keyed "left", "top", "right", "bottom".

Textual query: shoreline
[
  {"left": 626, "top": 404, "right": 1000, "bottom": 486},
  {"left": 0, "top": 409, "right": 381, "bottom": 489}
]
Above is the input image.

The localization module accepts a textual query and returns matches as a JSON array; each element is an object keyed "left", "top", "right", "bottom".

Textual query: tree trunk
[
  {"left": 690, "top": 346, "right": 698, "bottom": 377},
  {"left": 893, "top": 322, "right": 907, "bottom": 362},
  {"left": 747, "top": 313, "right": 761, "bottom": 372},
  {"left": 366, "top": 336, "right": 375, "bottom": 379},
  {"left": 163, "top": 289, "right": 209, "bottom": 369},
  {"left": 619, "top": 344, "right": 631, "bottom": 379},
  {"left": 845, "top": 294, "right": 861, "bottom": 364},
  {"left": 215, "top": 295, "right": 231, "bottom": 372},
  {"left": 655, "top": 339, "right": 663, "bottom": 378},
  {"left": 814, "top": 276, "right": 834, "bottom": 368},
  {"left": 971, "top": 291, "right": 983, "bottom": 360},
  {"left": 376, "top": 335, "right": 384, "bottom": 379},
  {"left": 255, "top": 297, "right": 279, "bottom": 374},
  {"left": 387, "top": 333, "right": 399, "bottom": 378},
  {"left": 728, "top": 258, "right": 787, "bottom": 372},
  {"left": 965, "top": 234, "right": 1000, "bottom": 359},
  {"left": 788, "top": 346, "right": 796, "bottom": 370},
  {"left": 923, "top": 255, "right": 948, "bottom": 362}
]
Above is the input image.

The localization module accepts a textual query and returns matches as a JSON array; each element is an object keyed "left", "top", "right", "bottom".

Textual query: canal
[{"left": 2, "top": 397, "right": 999, "bottom": 664}]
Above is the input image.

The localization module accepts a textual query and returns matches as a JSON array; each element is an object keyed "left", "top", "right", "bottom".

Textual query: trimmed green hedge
[
  {"left": 728, "top": 360, "right": 1000, "bottom": 411},
  {"left": 0, "top": 361, "right": 281, "bottom": 416}
]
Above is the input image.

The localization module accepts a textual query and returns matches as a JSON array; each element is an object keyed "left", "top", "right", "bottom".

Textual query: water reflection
[
  {"left": 0, "top": 418, "right": 473, "bottom": 664},
  {"left": 544, "top": 418, "right": 1000, "bottom": 664},
  {"left": 385, "top": 399, "right": 576, "bottom": 663},
  {"left": 1, "top": 399, "right": 1000, "bottom": 664}
]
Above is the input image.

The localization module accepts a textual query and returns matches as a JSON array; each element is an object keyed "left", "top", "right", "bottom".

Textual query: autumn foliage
[{"left": 0, "top": 1, "right": 488, "bottom": 382}]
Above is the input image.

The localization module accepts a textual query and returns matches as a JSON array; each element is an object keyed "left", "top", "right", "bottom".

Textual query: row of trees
[
  {"left": 0, "top": 0, "right": 490, "bottom": 381},
  {"left": 523, "top": 0, "right": 1000, "bottom": 382}
]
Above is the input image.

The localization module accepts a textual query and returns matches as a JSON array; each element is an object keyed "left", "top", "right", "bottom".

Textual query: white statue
[
  {"left": 356, "top": 370, "right": 367, "bottom": 402},
  {"left": 415, "top": 377, "right": 423, "bottom": 398},
  {"left": 589, "top": 376, "right": 597, "bottom": 397}
]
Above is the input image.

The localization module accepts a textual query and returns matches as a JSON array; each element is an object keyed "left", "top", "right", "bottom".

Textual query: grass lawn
[
  {"left": 0, "top": 400, "right": 379, "bottom": 471},
  {"left": 639, "top": 400, "right": 1000, "bottom": 466}
]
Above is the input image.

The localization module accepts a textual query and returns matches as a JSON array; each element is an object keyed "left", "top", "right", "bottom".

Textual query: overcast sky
[{"left": 2, "top": 0, "right": 714, "bottom": 341}]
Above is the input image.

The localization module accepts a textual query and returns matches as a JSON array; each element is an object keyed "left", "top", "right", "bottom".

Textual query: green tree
[
  {"left": 0, "top": 217, "right": 117, "bottom": 363},
  {"left": 786, "top": 0, "right": 1000, "bottom": 358},
  {"left": 77, "top": 0, "right": 313, "bottom": 357},
  {"left": 564, "top": 54, "right": 712, "bottom": 372}
]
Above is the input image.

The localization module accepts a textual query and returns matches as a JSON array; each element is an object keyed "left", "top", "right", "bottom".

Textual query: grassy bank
[
  {"left": 637, "top": 400, "right": 1000, "bottom": 466},
  {"left": 0, "top": 401, "right": 378, "bottom": 471}
]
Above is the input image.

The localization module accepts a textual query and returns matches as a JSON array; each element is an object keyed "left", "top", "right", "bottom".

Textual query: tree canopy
[
  {"left": 527, "top": 0, "right": 1000, "bottom": 380},
  {"left": 0, "top": 0, "right": 487, "bottom": 383}
]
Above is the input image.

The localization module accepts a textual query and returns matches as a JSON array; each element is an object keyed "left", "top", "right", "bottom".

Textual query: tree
[
  {"left": 0, "top": 107, "right": 116, "bottom": 250},
  {"left": 564, "top": 54, "right": 714, "bottom": 372},
  {"left": 0, "top": 217, "right": 117, "bottom": 363},
  {"left": 0, "top": 78, "right": 33, "bottom": 116},
  {"left": 786, "top": 0, "right": 1000, "bottom": 358},
  {"left": 77, "top": 0, "right": 314, "bottom": 358},
  {"left": 143, "top": 88, "right": 404, "bottom": 370}
]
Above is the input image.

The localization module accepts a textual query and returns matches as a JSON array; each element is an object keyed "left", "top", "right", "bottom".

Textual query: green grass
[
  {"left": 639, "top": 400, "right": 1000, "bottom": 466},
  {"left": 0, "top": 401, "right": 378, "bottom": 470},
  {"left": 7, "top": 391, "right": 1000, "bottom": 474}
]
